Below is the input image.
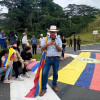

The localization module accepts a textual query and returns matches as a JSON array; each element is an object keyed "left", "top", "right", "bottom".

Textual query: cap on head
[{"left": 40, "top": 34, "right": 43, "bottom": 36}]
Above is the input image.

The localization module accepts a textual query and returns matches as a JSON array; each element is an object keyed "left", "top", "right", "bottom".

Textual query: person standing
[
  {"left": 61, "top": 36, "right": 66, "bottom": 60},
  {"left": 39, "top": 25, "right": 62, "bottom": 96},
  {"left": 30, "top": 35, "right": 37, "bottom": 54},
  {"left": 39, "top": 34, "right": 44, "bottom": 53},
  {"left": 0, "top": 29, "right": 6, "bottom": 49},
  {"left": 77, "top": 36, "right": 81, "bottom": 50},
  {"left": 22, "top": 28, "right": 29, "bottom": 51},
  {"left": 39, "top": 34, "right": 44, "bottom": 48},
  {"left": 8, "top": 31, "right": 18, "bottom": 46},
  {"left": 73, "top": 35, "right": 77, "bottom": 51},
  {"left": 69, "top": 37, "right": 72, "bottom": 47}
]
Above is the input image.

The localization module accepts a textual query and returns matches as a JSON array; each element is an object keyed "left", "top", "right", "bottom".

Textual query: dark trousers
[
  {"left": 22, "top": 44, "right": 27, "bottom": 51},
  {"left": 69, "top": 43, "right": 72, "bottom": 47},
  {"left": 62, "top": 47, "right": 65, "bottom": 57},
  {"left": 74, "top": 44, "right": 76, "bottom": 51},
  {"left": 77, "top": 44, "right": 80, "bottom": 50},
  {"left": 32, "top": 44, "right": 37, "bottom": 54},
  {"left": 13, "top": 61, "right": 27, "bottom": 78},
  {"left": 17, "top": 46, "right": 20, "bottom": 53}
]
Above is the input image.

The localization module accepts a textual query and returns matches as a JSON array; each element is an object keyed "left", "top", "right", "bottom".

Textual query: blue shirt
[
  {"left": 30, "top": 38, "right": 37, "bottom": 44},
  {"left": 41, "top": 36, "right": 62, "bottom": 57},
  {"left": 0, "top": 32, "right": 6, "bottom": 44}
]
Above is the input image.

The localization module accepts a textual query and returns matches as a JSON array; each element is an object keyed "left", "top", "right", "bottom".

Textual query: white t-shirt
[
  {"left": 39, "top": 37, "right": 45, "bottom": 47},
  {"left": 22, "top": 35, "right": 27, "bottom": 44}
]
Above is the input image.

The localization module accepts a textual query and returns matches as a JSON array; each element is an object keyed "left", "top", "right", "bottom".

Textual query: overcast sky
[
  {"left": 53, "top": 0, "right": 100, "bottom": 9},
  {"left": 0, "top": 0, "right": 100, "bottom": 13}
]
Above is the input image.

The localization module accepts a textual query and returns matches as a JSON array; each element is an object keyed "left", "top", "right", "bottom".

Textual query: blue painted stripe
[
  {"left": 75, "top": 53, "right": 96, "bottom": 88},
  {"left": 34, "top": 82, "right": 39, "bottom": 98},
  {"left": 31, "top": 63, "right": 40, "bottom": 72}
]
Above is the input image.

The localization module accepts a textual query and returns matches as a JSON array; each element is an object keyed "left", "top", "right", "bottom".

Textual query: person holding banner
[
  {"left": 39, "top": 25, "right": 62, "bottom": 96},
  {"left": 0, "top": 49, "right": 13, "bottom": 83}
]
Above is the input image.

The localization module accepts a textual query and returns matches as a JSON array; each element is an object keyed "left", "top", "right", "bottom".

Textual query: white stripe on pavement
[
  {"left": 65, "top": 53, "right": 78, "bottom": 58},
  {"left": 81, "top": 50, "right": 100, "bottom": 52}
]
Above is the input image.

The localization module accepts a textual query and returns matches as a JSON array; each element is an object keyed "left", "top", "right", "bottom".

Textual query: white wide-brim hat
[{"left": 47, "top": 25, "right": 59, "bottom": 32}]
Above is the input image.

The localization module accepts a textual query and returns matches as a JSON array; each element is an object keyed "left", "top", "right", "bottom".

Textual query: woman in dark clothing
[
  {"left": 61, "top": 36, "right": 66, "bottom": 60},
  {"left": 8, "top": 31, "right": 18, "bottom": 45}
]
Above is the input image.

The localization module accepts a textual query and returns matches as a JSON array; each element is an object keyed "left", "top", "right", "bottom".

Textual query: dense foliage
[{"left": 0, "top": 0, "right": 100, "bottom": 38}]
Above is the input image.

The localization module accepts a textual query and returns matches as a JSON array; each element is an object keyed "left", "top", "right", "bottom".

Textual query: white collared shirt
[
  {"left": 22, "top": 35, "right": 27, "bottom": 44},
  {"left": 41, "top": 36, "right": 62, "bottom": 57}
]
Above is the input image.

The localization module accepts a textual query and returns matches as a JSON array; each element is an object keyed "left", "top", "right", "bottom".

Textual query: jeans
[
  {"left": 62, "top": 47, "right": 65, "bottom": 57},
  {"left": 42, "top": 57, "right": 60, "bottom": 90},
  {"left": 1, "top": 44, "right": 5, "bottom": 49},
  {"left": 0, "top": 66, "right": 13, "bottom": 79}
]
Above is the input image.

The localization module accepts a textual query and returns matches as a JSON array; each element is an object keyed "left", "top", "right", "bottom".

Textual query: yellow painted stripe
[{"left": 49, "top": 52, "right": 90, "bottom": 85}]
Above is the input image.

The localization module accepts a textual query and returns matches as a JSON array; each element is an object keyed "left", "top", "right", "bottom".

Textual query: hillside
[{"left": 73, "top": 15, "right": 100, "bottom": 45}]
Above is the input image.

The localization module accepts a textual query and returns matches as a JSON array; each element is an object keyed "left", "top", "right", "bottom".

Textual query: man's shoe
[
  {"left": 39, "top": 90, "right": 46, "bottom": 96},
  {"left": 52, "top": 86, "right": 59, "bottom": 92}
]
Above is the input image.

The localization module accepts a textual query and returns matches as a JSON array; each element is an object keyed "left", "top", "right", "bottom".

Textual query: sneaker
[
  {"left": 25, "top": 72, "right": 30, "bottom": 78},
  {"left": 17, "top": 75, "right": 24, "bottom": 81},
  {"left": 3, "top": 79, "right": 12, "bottom": 83}
]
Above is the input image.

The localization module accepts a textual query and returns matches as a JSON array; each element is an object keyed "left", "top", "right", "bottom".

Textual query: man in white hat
[{"left": 39, "top": 25, "right": 62, "bottom": 96}]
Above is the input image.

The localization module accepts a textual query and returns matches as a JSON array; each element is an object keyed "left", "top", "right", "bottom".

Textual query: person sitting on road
[
  {"left": 21, "top": 46, "right": 34, "bottom": 68},
  {"left": 0, "top": 49, "right": 13, "bottom": 83},
  {"left": 12, "top": 46, "right": 30, "bottom": 81}
]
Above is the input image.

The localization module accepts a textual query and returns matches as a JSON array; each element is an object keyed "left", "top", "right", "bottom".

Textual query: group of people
[
  {"left": 0, "top": 25, "right": 81, "bottom": 97},
  {"left": 69, "top": 35, "right": 81, "bottom": 51},
  {"left": 0, "top": 46, "right": 33, "bottom": 83}
]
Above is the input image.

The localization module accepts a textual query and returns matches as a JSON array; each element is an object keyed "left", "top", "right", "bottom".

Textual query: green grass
[
  {"left": 32, "top": 54, "right": 42, "bottom": 61},
  {"left": 67, "top": 15, "right": 100, "bottom": 45}
]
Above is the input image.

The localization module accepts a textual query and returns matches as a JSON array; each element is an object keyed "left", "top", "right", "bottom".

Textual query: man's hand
[
  {"left": 52, "top": 40, "right": 56, "bottom": 46},
  {"left": 47, "top": 41, "right": 54, "bottom": 46}
]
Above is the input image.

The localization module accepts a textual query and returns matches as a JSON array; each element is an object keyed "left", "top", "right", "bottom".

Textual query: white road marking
[
  {"left": 10, "top": 71, "right": 61, "bottom": 100},
  {"left": 65, "top": 53, "right": 78, "bottom": 58},
  {"left": 81, "top": 50, "right": 100, "bottom": 52}
]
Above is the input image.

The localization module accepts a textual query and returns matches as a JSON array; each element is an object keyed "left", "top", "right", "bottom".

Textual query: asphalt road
[{"left": 0, "top": 43, "right": 100, "bottom": 100}]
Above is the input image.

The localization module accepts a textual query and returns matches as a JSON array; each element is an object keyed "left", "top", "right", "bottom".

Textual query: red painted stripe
[
  {"left": 90, "top": 53, "right": 100, "bottom": 91},
  {"left": 27, "top": 62, "right": 38, "bottom": 69},
  {"left": 25, "top": 60, "right": 45, "bottom": 98}
]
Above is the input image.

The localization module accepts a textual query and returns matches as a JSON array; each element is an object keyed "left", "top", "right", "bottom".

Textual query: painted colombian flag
[
  {"left": 49, "top": 52, "right": 100, "bottom": 91},
  {"left": 25, "top": 36, "right": 48, "bottom": 98},
  {"left": 3, "top": 48, "right": 15, "bottom": 67}
]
